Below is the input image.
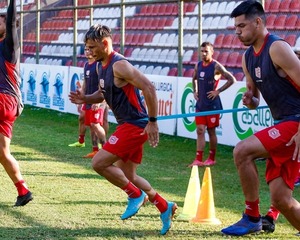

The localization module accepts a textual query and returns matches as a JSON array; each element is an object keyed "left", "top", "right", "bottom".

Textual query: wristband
[{"left": 149, "top": 117, "right": 157, "bottom": 122}]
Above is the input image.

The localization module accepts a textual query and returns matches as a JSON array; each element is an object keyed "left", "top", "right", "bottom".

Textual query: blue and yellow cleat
[
  {"left": 121, "top": 190, "right": 148, "bottom": 220},
  {"left": 221, "top": 213, "right": 262, "bottom": 236},
  {"left": 160, "top": 202, "right": 177, "bottom": 235},
  {"left": 68, "top": 141, "right": 85, "bottom": 147}
]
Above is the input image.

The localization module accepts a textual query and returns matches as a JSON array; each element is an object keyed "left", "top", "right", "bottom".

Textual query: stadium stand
[{"left": 18, "top": 0, "right": 300, "bottom": 79}]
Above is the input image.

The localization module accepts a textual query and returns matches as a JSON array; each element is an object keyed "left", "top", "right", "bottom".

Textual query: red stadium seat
[
  {"left": 236, "top": 54, "right": 243, "bottom": 68},
  {"left": 183, "top": 68, "right": 194, "bottom": 78},
  {"left": 279, "top": 0, "right": 291, "bottom": 12},
  {"left": 269, "top": 0, "right": 281, "bottom": 12},
  {"left": 168, "top": 67, "right": 178, "bottom": 76},
  {"left": 266, "top": 14, "right": 276, "bottom": 29},
  {"left": 130, "top": 33, "right": 140, "bottom": 45},
  {"left": 223, "top": 34, "right": 234, "bottom": 48},
  {"left": 151, "top": 4, "right": 161, "bottom": 15},
  {"left": 285, "top": 14, "right": 298, "bottom": 29},
  {"left": 217, "top": 51, "right": 230, "bottom": 66},
  {"left": 296, "top": 17, "right": 300, "bottom": 29},
  {"left": 189, "top": 51, "right": 199, "bottom": 65},
  {"left": 273, "top": 15, "right": 287, "bottom": 30},
  {"left": 232, "top": 35, "right": 244, "bottom": 49},
  {"left": 213, "top": 50, "right": 220, "bottom": 61},
  {"left": 214, "top": 34, "right": 224, "bottom": 48},
  {"left": 125, "top": 34, "right": 134, "bottom": 45},
  {"left": 226, "top": 52, "right": 240, "bottom": 68},
  {"left": 285, "top": 34, "right": 297, "bottom": 46},
  {"left": 124, "top": 47, "right": 134, "bottom": 57},
  {"left": 290, "top": 0, "right": 300, "bottom": 12},
  {"left": 264, "top": 0, "right": 271, "bottom": 11}
]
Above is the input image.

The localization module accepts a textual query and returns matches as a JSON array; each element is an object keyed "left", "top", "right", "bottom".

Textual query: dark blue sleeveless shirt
[
  {"left": 245, "top": 34, "right": 300, "bottom": 121},
  {"left": 195, "top": 60, "right": 223, "bottom": 111},
  {"left": 98, "top": 52, "right": 148, "bottom": 128},
  {"left": 84, "top": 61, "right": 99, "bottom": 110}
]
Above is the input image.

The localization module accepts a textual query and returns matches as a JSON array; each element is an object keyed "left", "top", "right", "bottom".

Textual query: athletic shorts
[
  {"left": 195, "top": 113, "right": 220, "bottom": 128},
  {"left": 0, "top": 94, "right": 18, "bottom": 139},
  {"left": 255, "top": 121, "right": 300, "bottom": 190},
  {"left": 103, "top": 123, "right": 148, "bottom": 164},
  {"left": 83, "top": 107, "right": 104, "bottom": 126}
]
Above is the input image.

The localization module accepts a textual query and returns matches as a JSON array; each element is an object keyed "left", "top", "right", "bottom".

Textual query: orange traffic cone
[
  {"left": 177, "top": 166, "right": 201, "bottom": 221},
  {"left": 191, "top": 167, "right": 221, "bottom": 224}
]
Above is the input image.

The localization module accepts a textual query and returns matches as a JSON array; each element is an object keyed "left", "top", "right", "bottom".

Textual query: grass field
[{"left": 0, "top": 105, "right": 299, "bottom": 239}]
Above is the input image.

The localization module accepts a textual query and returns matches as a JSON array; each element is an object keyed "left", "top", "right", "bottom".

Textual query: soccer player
[
  {"left": 0, "top": 0, "right": 33, "bottom": 206},
  {"left": 188, "top": 42, "right": 236, "bottom": 167},
  {"left": 69, "top": 24, "right": 177, "bottom": 235},
  {"left": 221, "top": 0, "right": 300, "bottom": 236}
]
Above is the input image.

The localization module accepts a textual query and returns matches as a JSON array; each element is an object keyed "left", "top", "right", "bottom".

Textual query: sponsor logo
[
  {"left": 181, "top": 82, "right": 196, "bottom": 132},
  {"left": 27, "top": 70, "right": 37, "bottom": 105},
  {"left": 52, "top": 73, "right": 64, "bottom": 110},
  {"left": 233, "top": 87, "right": 273, "bottom": 140},
  {"left": 39, "top": 72, "right": 51, "bottom": 108}
]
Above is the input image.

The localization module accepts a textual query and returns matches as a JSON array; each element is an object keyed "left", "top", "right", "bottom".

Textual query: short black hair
[
  {"left": 84, "top": 24, "right": 112, "bottom": 43},
  {"left": 230, "top": 0, "right": 265, "bottom": 22},
  {"left": 201, "top": 41, "right": 214, "bottom": 49}
]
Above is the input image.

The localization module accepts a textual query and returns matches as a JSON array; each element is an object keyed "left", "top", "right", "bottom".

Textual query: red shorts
[
  {"left": 255, "top": 121, "right": 300, "bottom": 190},
  {"left": 84, "top": 108, "right": 104, "bottom": 126},
  {"left": 0, "top": 94, "right": 18, "bottom": 139},
  {"left": 195, "top": 113, "right": 220, "bottom": 128},
  {"left": 103, "top": 123, "right": 148, "bottom": 164}
]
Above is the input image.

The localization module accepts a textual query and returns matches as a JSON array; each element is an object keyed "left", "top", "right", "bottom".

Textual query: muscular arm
[
  {"left": 214, "top": 62, "right": 236, "bottom": 93},
  {"left": 270, "top": 40, "right": 300, "bottom": 88},
  {"left": 4, "top": 0, "right": 19, "bottom": 63}
]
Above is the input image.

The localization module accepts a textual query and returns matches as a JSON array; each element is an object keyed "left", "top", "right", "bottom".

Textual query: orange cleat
[{"left": 83, "top": 151, "right": 98, "bottom": 158}]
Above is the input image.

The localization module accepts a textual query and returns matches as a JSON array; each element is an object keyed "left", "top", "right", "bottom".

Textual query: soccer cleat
[
  {"left": 203, "top": 159, "right": 216, "bottom": 166},
  {"left": 295, "top": 232, "right": 300, "bottom": 236},
  {"left": 160, "top": 202, "right": 177, "bottom": 235},
  {"left": 68, "top": 141, "right": 85, "bottom": 147},
  {"left": 121, "top": 190, "right": 148, "bottom": 220},
  {"left": 221, "top": 213, "right": 262, "bottom": 236},
  {"left": 14, "top": 191, "right": 33, "bottom": 207},
  {"left": 83, "top": 151, "right": 98, "bottom": 158},
  {"left": 262, "top": 215, "right": 275, "bottom": 233},
  {"left": 188, "top": 159, "right": 205, "bottom": 167}
]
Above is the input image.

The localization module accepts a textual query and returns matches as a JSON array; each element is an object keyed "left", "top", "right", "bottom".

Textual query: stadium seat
[
  {"left": 295, "top": 36, "right": 300, "bottom": 48},
  {"left": 224, "top": 1, "right": 236, "bottom": 14},
  {"left": 168, "top": 67, "right": 178, "bottom": 76},
  {"left": 183, "top": 33, "right": 192, "bottom": 47},
  {"left": 273, "top": 15, "right": 287, "bottom": 30},
  {"left": 295, "top": 17, "right": 300, "bottom": 30},
  {"left": 206, "top": 34, "right": 216, "bottom": 45},
  {"left": 143, "top": 48, "right": 155, "bottom": 62},
  {"left": 125, "top": 33, "right": 134, "bottom": 45},
  {"left": 136, "top": 48, "right": 147, "bottom": 61},
  {"left": 183, "top": 68, "right": 194, "bottom": 78},
  {"left": 236, "top": 54, "right": 243, "bottom": 68},
  {"left": 160, "top": 66, "right": 170, "bottom": 76},
  {"left": 213, "top": 50, "right": 220, "bottom": 61},
  {"left": 209, "top": 16, "right": 221, "bottom": 30},
  {"left": 232, "top": 35, "right": 244, "bottom": 49},
  {"left": 217, "top": 51, "right": 230, "bottom": 66},
  {"left": 139, "top": 65, "right": 147, "bottom": 73},
  {"left": 150, "top": 17, "right": 160, "bottom": 30},
  {"left": 202, "top": 2, "right": 211, "bottom": 15},
  {"left": 279, "top": 0, "right": 291, "bottom": 12},
  {"left": 202, "top": 16, "right": 213, "bottom": 30},
  {"left": 264, "top": 0, "right": 271, "bottom": 11},
  {"left": 285, "top": 34, "right": 297, "bottom": 46},
  {"left": 186, "top": 16, "right": 197, "bottom": 30},
  {"left": 285, "top": 14, "right": 298, "bottom": 29},
  {"left": 159, "top": 49, "right": 170, "bottom": 63},
  {"left": 223, "top": 34, "right": 234, "bottom": 48},
  {"left": 149, "top": 48, "right": 162, "bottom": 62},
  {"left": 182, "top": 50, "right": 194, "bottom": 64},
  {"left": 152, "top": 66, "right": 162, "bottom": 75},
  {"left": 226, "top": 52, "right": 240, "bottom": 67},
  {"left": 165, "top": 49, "right": 178, "bottom": 63},
  {"left": 124, "top": 47, "right": 134, "bottom": 58},
  {"left": 218, "top": 16, "right": 230, "bottom": 29},
  {"left": 146, "top": 33, "right": 161, "bottom": 46},
  {"left": 266, "top": 14, "right": 276, "bottom": 29},
  {"left": 187, "top": 33, "right": 198, "bottom": 48},
  {"left": 144, "top": 65, "right": 154, "bottom": 74},
  {"left": 189, "top": 51, "right": 198, "bottom": 65},
  {"left": 290, "top": 0, "right": 300, "bottom": 12},
  {"left": 129, "top": 47, "right": 141, "bottom": 60},
  {"left": 269, "top": 0, "right": 281, "bottom": 12},
  {"left": 209, "top": 2, "right": 219, "bottom": 15},
  {"left": 214, "top": 34, "right": 225, "bottom": 48},
  {"left": 163, "top": 33, "right": 175, "bottom": 47},
  {"left": 144, "top": 33, "right": 154, "bottom": 44},
  {"left": 158, "top": 33, "right": 169, "bottom": 46}
]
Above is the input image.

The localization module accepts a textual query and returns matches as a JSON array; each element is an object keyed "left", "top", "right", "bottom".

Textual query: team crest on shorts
[
  {"left": 211, "top": 117, "right": 216, "bottom": 123},
  {"left": 109, "top": 135, "right": 118, "bottom": 144},
  {"left": 268, "top": 127, "right": 280, "bottom": 139}
]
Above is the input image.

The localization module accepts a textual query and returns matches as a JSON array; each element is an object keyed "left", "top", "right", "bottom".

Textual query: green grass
[{"left": 0, "top": 105, "right": 298, "bottom": 239}]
